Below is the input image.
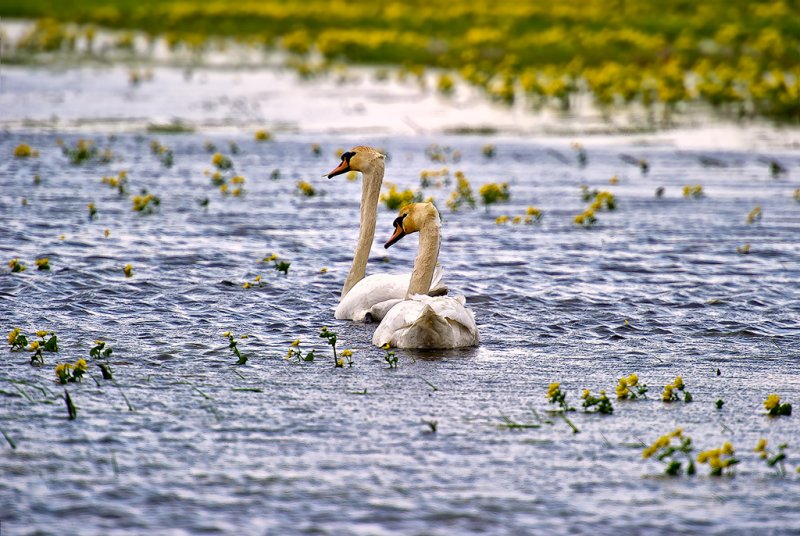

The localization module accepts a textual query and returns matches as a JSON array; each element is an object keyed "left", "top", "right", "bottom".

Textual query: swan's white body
[
  {"left": 372, "top": 203, "right": 478, "bottom": 349},
  {"left": 329, "top": 147, "right": 446, "bottom": 322},
  {"left": 335, "top": 266, "right": 445, "bottom": 322},
  {"left": 372, "top": 293, "right": 479, "bottom": 349}
]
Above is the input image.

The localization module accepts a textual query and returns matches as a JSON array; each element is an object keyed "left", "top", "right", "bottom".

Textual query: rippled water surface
[{"left": 1, "top": 66, "right": 800, "bottom": 535}]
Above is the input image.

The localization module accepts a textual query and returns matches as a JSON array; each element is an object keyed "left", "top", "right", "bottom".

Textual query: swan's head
[
  {"left": 385, "top": 202, "right": 439, "bottom": 248},
  {"left": 325, "top": 146, "right": 385, "bottom": 178}
]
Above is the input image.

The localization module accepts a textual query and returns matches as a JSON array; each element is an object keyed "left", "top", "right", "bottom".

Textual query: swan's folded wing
[{"left": 335, "top": 273, "right": 411, "bottom": 321}]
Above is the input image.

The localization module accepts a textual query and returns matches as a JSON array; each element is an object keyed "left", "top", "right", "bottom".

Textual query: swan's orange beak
[
  {"left": 384, "top": 216, "right": 407, "bottom": 248},
  {"left": 325, "top": 160, "right": 350, "bottom": 178}
]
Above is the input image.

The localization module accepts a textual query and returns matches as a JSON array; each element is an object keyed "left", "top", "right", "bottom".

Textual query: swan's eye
[{"left": 341, "top": 151, "right": 356, "bottom": 162}]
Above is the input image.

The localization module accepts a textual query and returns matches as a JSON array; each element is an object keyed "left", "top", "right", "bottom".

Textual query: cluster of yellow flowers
[
  {"left": 616, "top": 373, "right": 647, "bottom": 400},
  {"left": 642, "top": 427, "right": 685, "bottom": 459},
  {"left": 297, "top": 181, "right": 316, "bottom": 197},
  {"left": 211, "top": 152, "right": 233, "bottom": 170},
  {"left": 380, "top": 183, "right": 421, "bottom": 210},
  {"left": 478, "top": 182, "right": 510, "bottom": 207},
  {"left": 696, "top": 442, "right": 738, "bottom": 476},
  {"left": 13, "top": 143, "right": 38, "bottom": 158},
  {"left": 54, "top": 358, "right": 88, "bottom": 384},
  {"left": 446, "top": 172, "right": 476, "bottom": 211},
  {"left": 8, "top": 258, "right": 26, "bottom": 273},
  {"left": 683, "top": 185, "right": 704, "bottom": 198},
  {"left": 746, "top": 205, "right": 762, "bottom": 224},
  {"left": 763, "top": 393, "right": 792, "bottom": 416},
  {"left": 132, "top": 193, "right": 160, "bottom": 214},
  {"left": 419, "top": 168, "right": 451, "bottom": 188},
  {"left": 662, "top": 376, "right": 692, "bottom": 402},
  {"left": 495, "top": 207, "right": 542, "bottom": 226},
  {"left": 101, "top": 170, "right": 129, "bottom": 195},
  {"left": 254, "top": 129, "right": 272, "bottom": 142}
]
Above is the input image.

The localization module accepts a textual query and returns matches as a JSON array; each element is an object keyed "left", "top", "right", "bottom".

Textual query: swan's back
[
  {"left": 372, "top": 294, "right": 479, "bottom": 349},
  {"left": 335, "top": 266, "right": 446, "bottom": 322}
]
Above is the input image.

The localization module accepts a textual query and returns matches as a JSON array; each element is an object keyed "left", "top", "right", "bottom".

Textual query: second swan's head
[
  {"left": 384, "top": 202, "right": 440, "bottom": 249},
  {"left": 325, "top": 146, "right": 385, "bottom": 178}
]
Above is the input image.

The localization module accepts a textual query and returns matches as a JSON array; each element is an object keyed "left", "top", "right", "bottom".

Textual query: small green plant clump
[
  {"left": 132, "top": 191, "right": 160, "bottom": 214},
  {"left": 101, "top": 171, "right": 130, "bottom": 195},
  {"left": 319, "top": 326, "right": 340, "bottom": 367},
  {"left": 683, "top": 184, "right": 704, "bottom": 198},
  {"left": 261, "top": 253, "right": 290, "bottom": 275},
  {"left": 8, "top": 258, "right": 26, "bottom": 273},
  {"left": 150, "top": 140, "right": 174, "bottom": 167},
  {"left": 546, "top": 382, "right": 575, "bottom": 412}
]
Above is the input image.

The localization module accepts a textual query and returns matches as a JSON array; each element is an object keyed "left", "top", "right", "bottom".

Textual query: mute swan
[
  {"left": 325, "top": 146, "right": 446, "bottom": 322},
  {"left": 372, "top": 203, "right": 479, "bottom": 349}
]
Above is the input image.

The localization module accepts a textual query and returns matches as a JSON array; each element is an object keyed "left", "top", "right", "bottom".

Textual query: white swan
[
  {"left": 372, "top": 203, "right": 479, "bottom": 349},
  {"left": 326, "top": 146, "right": 446, "bottom": 322}
]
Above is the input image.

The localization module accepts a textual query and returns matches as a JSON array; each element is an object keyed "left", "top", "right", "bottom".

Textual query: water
[{"left": 1, "top": 65, "right": 800, "bottom": 535}]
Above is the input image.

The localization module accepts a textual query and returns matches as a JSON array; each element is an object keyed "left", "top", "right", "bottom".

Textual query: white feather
[{"left": 372, "top": 294, "right": 479, "bottom": 349}]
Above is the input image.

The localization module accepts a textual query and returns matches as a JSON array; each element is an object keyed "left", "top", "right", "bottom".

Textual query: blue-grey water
[{"left": 1, "top": 66, "right": 800, "bottom": 536}]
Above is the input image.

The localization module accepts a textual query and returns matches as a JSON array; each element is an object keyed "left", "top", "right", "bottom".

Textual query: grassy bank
[{"left": 3, "top": 0, "right": 799, "bottom": 121}]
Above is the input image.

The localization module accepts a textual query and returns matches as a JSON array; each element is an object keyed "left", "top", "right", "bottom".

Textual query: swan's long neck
[
  {"left": 407, "top": 217, "right": 440, "bottom": 298},
  {"left": 341, "top": 159, "right": 384, "bottom": 298}
]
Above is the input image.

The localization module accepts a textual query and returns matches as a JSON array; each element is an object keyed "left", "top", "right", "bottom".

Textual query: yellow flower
[
  {"left": 581, "top": 389, "right": 590, "bottom": 399},
  {"left": 673, "top": 376, "right": 684, "bottom": 389},
  {"left": 320, "top": 267, "right": 328, "bottom": 273},
  {"left": 291, "top": 339, "right": 301, "bottom": 347},
  {"left": 546, "top": 382, "right": 560, "bottom": 399},
  {"left": 627, "top": 373, "right": 638, "bottom": 387},
  {"left": 28, "top": 341, "right": 40, "bottom": 351},
  {"left": 764, "top": 394, "right": 781, "bottom": 411},
  {"left": 8, "top": 328, "right": 20, "bottom": 345},
  {"left": 495, "top": 215, "right": 509, "bottom": 225},
  {"left": 381, "top": 343, "right": 391, "bottom": 350},
  {"left": 670, "top": 427, "right": 683, "bottom": 438},
  {"left": 73, "top": 358, "right": 87, "bottom": 373},
  {"left": 616, "top": 378, "right": 629, "bottom": 399},
  {"left": 341, "top": 349, "right": 353, "bottom": 357},
  {"left": 254, "top": 129, "right": 271, "bottom": 141},
  {"left": 242, "top": 282, "right": 251, "bottom": 289},
  {"left": 721, "top": 442, "right": 734, "bottom": 455},
  {"left": 254, "top": 275, "right": 262, "bottom": 283},
  {"left": 285, "top": 348, "right": 293, "bottom": 359},
  {"left": 36, "top": 330, "right": 49, "bottom": 338},
  {"left": 512, "top": 215, "right": 522, "bottom": 224},
  {"left": 335, "top": 357, "right": 344, "bottom": 367},
  {"left": 267, "top": 253, "right": 278, "bottom": 262},
  {"left": 212, "top": 153, "right": 224, "bottom": 166},
  {"left": 662, "top": 383, "right": 674, "bottom": 402},
  {"left": 755, "top": 438, "right": 767, "bottom": 452},
  {"left": 222, "top": 331, "right": 232, "bottom": 337},
  {"left": 123, "top": 264, "right": 133, "bottom": 277}
]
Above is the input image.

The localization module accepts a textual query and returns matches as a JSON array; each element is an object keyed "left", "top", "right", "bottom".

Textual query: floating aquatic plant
[
  {"left": 338, "top": 349, "right": 354, "bottom": 368},
  {"left": 13, "top": 143, "right": 37, "bottom": 158},
  {"left": 101, "top": 171, "right": 129, "bottom": 195},
  {"left": 746, "top": 205, "right": 762, "bottom": 224},
  {"left": 573, "top": 209, "right": 597, "bottom": 227},
  {"left": 616, "top": 373, "right": 648, "bottom": 400},
  {"left": 54, "top": 359, "right": 88, "bottom": 384},
  {"left": 580, "top": 389, "right": 614, "bottom": 414},
  {"left": 132, "top": 191, "right": 160, "bottom": 214},
  {"left": 419, "top": 167, "right": 451, "bottom": 188},
  {"left": 683, "top": 185, "right": 704, "bottom": 198},
  {"left": 381, "top": 184, "right": 422, "bottom": 210},
  {"left": 764, "top": 394, "right": 792, "bottom": 417},
  {"left": 755, "top": 439, "right": 789, "bottom": 476},
  {"left": 8, "top": 328, "right": 28, "bottom": 351},
  {"left": 381, "top": 343, "right": 398, "bottom": 368},
  {"left": 27, "top": 331, "right": 59, "bottom": 366},
  {"left": 642, "top": 427, "right": 696, "bottom": 476},
  {"left": 546, "top": 382, "right": 575, "bottom": 412},
  {"left": 90, "top": 340, "right": 113, "bottom": 360},
  {"left": 211, "top": 152, "right": 233, "bottom": 170},
  {"left": 662, "top": 376, "right": 692, "bottom": 403},
  {"left": 285, "top": 339, "right": 315, "bottom": 362},
  {"left": 297, "top": 181, "right": 316, "bottom": 197},
  {"left": 736, "top": 244, "right": 751, "bottom": 255},
  {"left": 87, "top": 202, "right": 98, "bottom": 220},
  {"left": 123, "top": 264, "right": 134, "bottom": 277},
  {"left": 697, "top": 442, "right": 739, "bottom": 476},
  {"left": 571, "top": 142, "right": 587, "bottom": 167},
  {"left": 479, "top": 182, "right": 510, "bottom": 209},
  {"left": 223, "top": 331, "right": 247, "bottom": 365},
  {"left": 445, "top": 172, "right": 476, "bottom": 211},
  {"left": 319, "top": 326, "right": 340, "bottom": 367},
  {"left": 60, "top": 139, "right": 100, "bottom": 165},
  {"left": 482, "top": 144, "right": 496, "bottom": 158},
  {"left": 150, "top": 140, "right": 174, "bottom": 167},
  {"left": 254, "top": 129, "right": 272, "bottom": 141},
  {"left": 8, "top": 258, "right": 26, "bottom": 273},
  {"left": 35, "top": 258, "right": 50, "bottom": 271},
  {"left": 242, "top": 274, "right": 264, "bottom": 289},
  {"left": 261, "top": 253, "right": 290, "bottom": 275}
]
